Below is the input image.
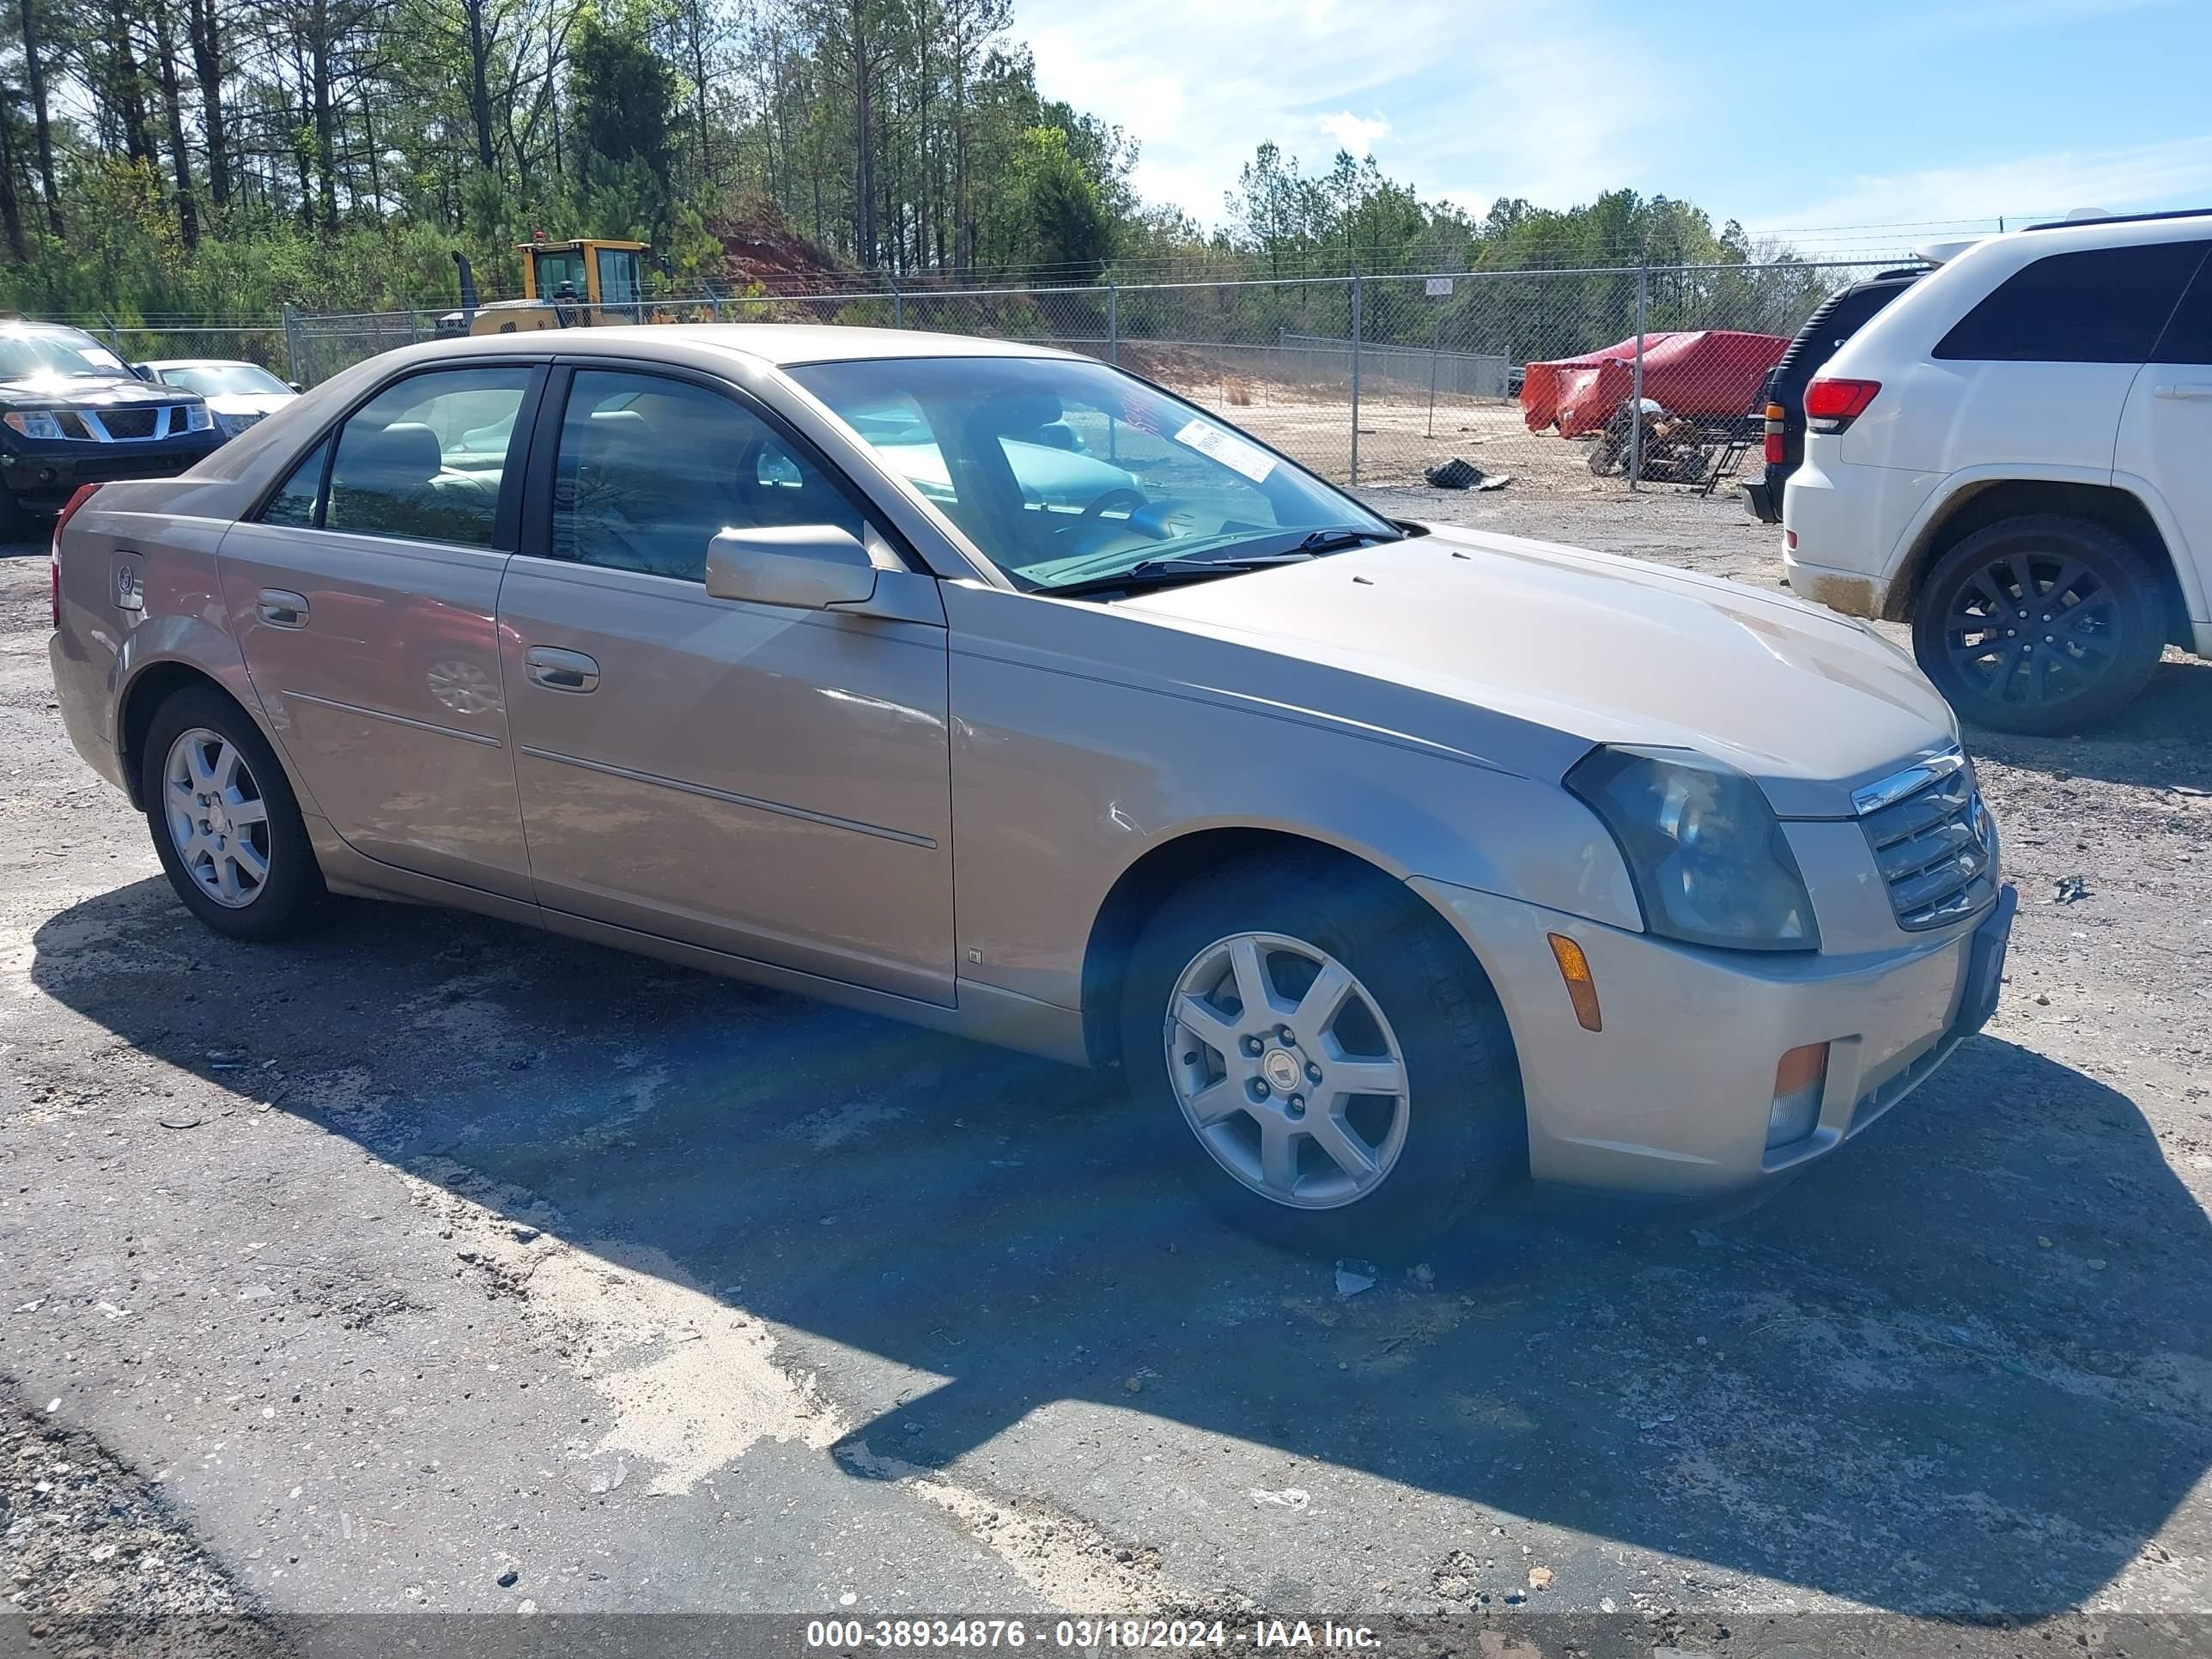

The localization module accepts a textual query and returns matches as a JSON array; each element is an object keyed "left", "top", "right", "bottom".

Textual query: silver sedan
[{"left": 49, "top": 326, "right": 2014, "bottom": 1255}]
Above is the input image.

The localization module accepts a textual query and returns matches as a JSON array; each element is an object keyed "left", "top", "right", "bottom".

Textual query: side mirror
[
  {"left": 287, "top": 381, "right": 305, "bottom": 394},
  {"left": 703, "top": 525, "right": 878, "bottom": 611}
]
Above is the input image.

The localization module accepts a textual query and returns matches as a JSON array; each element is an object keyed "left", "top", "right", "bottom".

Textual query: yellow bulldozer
[{"left": 439, "top": 234, "right": 671, "bottom": 336}]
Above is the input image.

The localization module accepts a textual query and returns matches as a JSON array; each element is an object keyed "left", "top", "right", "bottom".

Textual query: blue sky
[{"left": 1015, "top": 0, "right": 2212, "bottom": 253}]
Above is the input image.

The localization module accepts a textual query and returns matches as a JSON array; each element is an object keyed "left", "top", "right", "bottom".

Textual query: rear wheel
[
  {"left": 1118, "top": 852, "right": 1524, "bottom": 1261},
  {"left": 140, "top": 687, "right": 329, "bottom": 940},
  {"left": 1912, "top": 514, "right": 2167, "bottom": 734}
]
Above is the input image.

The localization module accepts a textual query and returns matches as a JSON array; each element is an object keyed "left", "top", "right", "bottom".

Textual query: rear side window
[
  {"left": 2152, "top": 262, "right": 2212, "bottom": 364},
  {"left": 258, "top": 438, "right": 329, "bottom": 527},
  {"left": 1773, "top": 278, "right": 1916, "bottom": 394},
  {"left": 1934, "top": 241, "right": 2209, "bottom": 363},
  {"left": 323, "top": 367, "right": 532, "bottom": 547}
]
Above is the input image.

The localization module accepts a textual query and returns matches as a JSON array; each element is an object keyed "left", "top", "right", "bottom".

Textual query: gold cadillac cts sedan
[{"left": 48, "top": 327, "right": 2014, "bottom": 1256}]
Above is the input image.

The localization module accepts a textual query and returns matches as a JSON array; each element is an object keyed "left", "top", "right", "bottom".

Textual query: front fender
[{"left": 942, "top": 585, "right": 1639, "bottom": 1012}]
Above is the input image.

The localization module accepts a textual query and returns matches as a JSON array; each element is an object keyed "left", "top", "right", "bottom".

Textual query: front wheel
[
  {"left": 1911, "top": 514, "right": 2167, "bottom": 734},
  {"left": 1118, "top": 853, "right": 1524, "bottom": 1261},
  {"left": 140, "top": 687, "right": 330, "bottom": 940},
  {"left": 0, "top": 483, "right": 36, "bottom": 544}
]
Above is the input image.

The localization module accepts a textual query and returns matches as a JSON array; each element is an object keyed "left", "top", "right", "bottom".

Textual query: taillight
[
  {"left": 50, "top": 483, "right": 100, "bottom": 629},
  {"left": 1804, "top": 377, "right": 1881, "bottom": 434},
  {"left": 1762, "top": 400, "right": 1786, "bottom": 466}
]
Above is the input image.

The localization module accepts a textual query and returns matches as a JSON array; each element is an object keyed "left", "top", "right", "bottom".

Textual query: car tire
[
  {"left": 1117, "top": 850, "right": 1525, "bottom": 1261},
  {"left": 0, "top": 483, "right": 35, "bottom": 544},
  {"left": 1911, "top": 514, "right": 2167, "bottom": 735},
  {"left": 140, "top": 686, "right": 330, "bottom": 940}
]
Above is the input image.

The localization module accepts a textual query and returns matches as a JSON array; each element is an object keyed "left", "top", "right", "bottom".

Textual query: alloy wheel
[
  {"left": 1162, "top": 931, "right": 1410, "bottom": 1210},
  {"left": 1942, "top": 550, "right": 2119, "bottom": 709},
  {"left": 161, "top": 727, "right": 272, "bottom": 909}
]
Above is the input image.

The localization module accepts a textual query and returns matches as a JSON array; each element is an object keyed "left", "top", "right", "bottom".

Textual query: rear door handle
[
  {"left": 524, "top": 646, "right": 599, "bottom": 693},
  {"left": 257, "top": 589, "right": 309, "bottom": 628},
  {"left": 2153, "top": 381, "right": 2212, "bottom": 400}
]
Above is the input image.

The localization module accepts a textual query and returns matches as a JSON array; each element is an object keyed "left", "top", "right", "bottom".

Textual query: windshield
[
  {"left": 533, "top": 248, "right": 587, "bottom": 298},
  {"left": 787, "top": 355, "right": 1398, "bottom": 591},
  {"left": 0, "top": 331, "right": 130, "bottom": 383},
  {"left": 155, "top": 362, "right": 291, "bottom": 398}
]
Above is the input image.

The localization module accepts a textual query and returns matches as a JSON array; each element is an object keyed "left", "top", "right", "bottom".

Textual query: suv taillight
[
  {"left": 50, "top": 483, "right": 100, "bottom": 629},
  {"left": 1762, "top": 401, "right": 1786, "bottom": 466},
  {"left": 1804, "top": 377, "right": 1881, "bottom": 434}
]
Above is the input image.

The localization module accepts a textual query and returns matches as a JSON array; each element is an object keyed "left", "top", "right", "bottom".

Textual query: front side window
[
  {"left": 787, "top": 355, "right": 1397, "bottom": 592},
  {"left": 596, "top": 248, "right": 641, "bottom": 310},
  {"left": 1935, "top": 241, "right": 2209, "bottom": 364},
  {"left": 322, "top": 367, "right": 531, "bottom": 548},
  {"left": 548, "top": 369, "right": 865, "bottom": 583}
]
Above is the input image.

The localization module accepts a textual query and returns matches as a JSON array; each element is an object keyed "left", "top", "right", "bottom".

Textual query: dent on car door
[
  {"left": 216, "top": 363, "right": 540, "bottom": 899},
  {"left": 496, "top": 364, "right": 957, "bottom": 1003}
]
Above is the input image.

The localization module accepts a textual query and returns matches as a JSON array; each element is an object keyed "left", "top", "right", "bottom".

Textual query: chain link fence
[{"left": 55, "top": 258, "right": 1909, "bottom": 506}]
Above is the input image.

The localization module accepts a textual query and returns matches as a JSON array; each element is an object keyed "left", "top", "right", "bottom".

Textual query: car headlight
[
  {"left": 183, "top": 402, "right": 213, "bottom": 432},
  {"left": 215, "top": 410, "right": 261, "bottom": 437},
  {"left": 3, "top": 410, "right": 64, "bottom": 439},
  {"left": 1566, "top": 745, "right": 1820, "bottom": 951}
]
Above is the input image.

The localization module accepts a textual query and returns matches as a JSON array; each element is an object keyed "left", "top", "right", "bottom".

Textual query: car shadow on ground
[
  {"left": 31, "top": 878, "right": 2212, "bottom": 1617},
  {"left": 1963, "top": 654, "right": 2212, "bottom": 791}
]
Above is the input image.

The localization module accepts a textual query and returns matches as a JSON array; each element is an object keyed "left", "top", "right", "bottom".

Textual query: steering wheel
[{"left": 1079, "top": 487, "right": 1148, "bottom": 525}]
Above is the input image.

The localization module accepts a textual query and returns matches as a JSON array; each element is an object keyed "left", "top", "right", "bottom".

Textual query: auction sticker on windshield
[{"left": 1173, "top": 417, "right": 1276, "bottom": 483}]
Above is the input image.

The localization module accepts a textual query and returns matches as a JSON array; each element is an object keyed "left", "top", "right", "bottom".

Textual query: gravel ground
[{"left": 3, "top": 491, "right": 2211, "bottom": 1657}]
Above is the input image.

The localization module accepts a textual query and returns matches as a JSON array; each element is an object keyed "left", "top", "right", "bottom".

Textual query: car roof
[
  {"left": 424, "top": 323, "right": 1083, "bottom": 369},
  {"left": 142, "top": 357, "right": 264, "bottom": 370},
  {"left": 2025, "top": 205, "right": 2212, "bottom": 234}
]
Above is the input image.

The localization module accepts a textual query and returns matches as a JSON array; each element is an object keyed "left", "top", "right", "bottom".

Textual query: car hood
[
  {"left": 0, "top": 375, "right": 192, "bottom": 410},
  {"left": 1115, "top": 525, "right": 1959, "bottom": 817}
]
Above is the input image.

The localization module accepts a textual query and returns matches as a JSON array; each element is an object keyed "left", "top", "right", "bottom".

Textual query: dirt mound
[{"left": 712, "top": 216, "right": 849, "bottom": 292}]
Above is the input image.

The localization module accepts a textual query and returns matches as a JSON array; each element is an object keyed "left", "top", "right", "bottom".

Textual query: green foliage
[
  {"left": 0, "top": 0, "right": 1805, "bottom": 336},
  {"left": 571, "top": 16, "right": 676, "bottom": 200},
  {"left": 1012, "top": 126, "right": 1112, "bottom": 279}
]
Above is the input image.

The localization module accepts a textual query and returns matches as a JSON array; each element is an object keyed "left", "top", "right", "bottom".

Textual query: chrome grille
[
  {"left": 95, "top": 406, "right": 158, "bottom": 439},
  {"left": 1856, "top": 750, "right": 1998, "bottom": 930},
  {"left": 49, "top": 404, "right": 194, "bottom": 442}
]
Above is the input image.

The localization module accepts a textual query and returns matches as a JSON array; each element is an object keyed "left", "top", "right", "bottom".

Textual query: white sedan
[{"left": 135, "top": 359, "right": 300, "bottom": 441}]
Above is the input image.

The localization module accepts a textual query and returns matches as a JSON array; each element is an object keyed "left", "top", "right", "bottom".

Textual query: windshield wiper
[
  {"left": 1042, "top": 552, "right": 1317, "bottom": 600},
  {"left": 1290, "top": 526, "right": 1401, "bottom": 554},
  {"left": 1040, "top": 526, "right": 1401, "bottom": 601}
]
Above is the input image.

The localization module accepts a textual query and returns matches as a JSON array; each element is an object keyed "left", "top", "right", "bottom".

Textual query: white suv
[{"left": 1784, "top": 210, "right": 2211, "bottom": 733}]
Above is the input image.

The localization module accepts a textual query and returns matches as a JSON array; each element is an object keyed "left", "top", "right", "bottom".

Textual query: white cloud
[
  {"left": 1748, "top": 136, "right": 2212, "bottom": 246},
  {"left": 1317, "top": 112, "right": 1390, "bottom": 157},
  {"left": 1018, "top": 0, "right": 1668, "bottom": 227}
]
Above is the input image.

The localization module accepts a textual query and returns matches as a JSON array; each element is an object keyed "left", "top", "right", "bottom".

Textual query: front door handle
[
  {"left": 2153, "top": 381, "right": 2212, "bottom": 400},
  {"left": 257, "top": 589, "right": 309, "bottom": 628},
  {"left": 524, "top": 646, "right": 600, "bottom": 693}
]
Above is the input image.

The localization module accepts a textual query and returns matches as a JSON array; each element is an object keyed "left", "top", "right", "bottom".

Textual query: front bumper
[
  {"left": 1, "top": 434, "right": 223, "bottom": 510},
  {"left": 1413, "top": 877, "right": 2015, "bottom": 1198}
]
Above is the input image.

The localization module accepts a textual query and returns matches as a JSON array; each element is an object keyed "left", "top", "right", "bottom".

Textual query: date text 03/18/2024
[{"left": 802, "top": 1619, "right": 1382, "bottom": 1650}]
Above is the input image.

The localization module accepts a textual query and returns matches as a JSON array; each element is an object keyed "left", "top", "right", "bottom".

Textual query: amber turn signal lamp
[{"left": 1547, "top": 933, "right": 1602, "bottom": 1032}]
